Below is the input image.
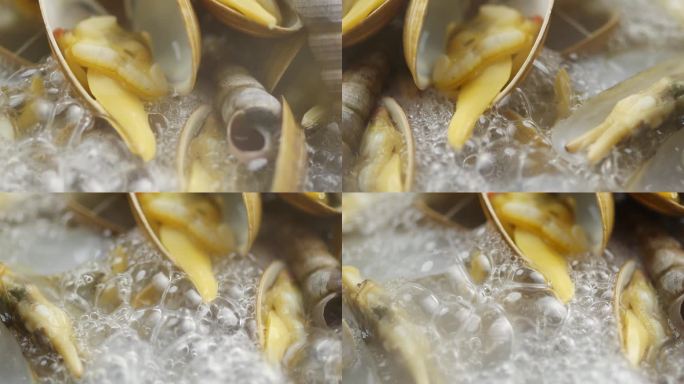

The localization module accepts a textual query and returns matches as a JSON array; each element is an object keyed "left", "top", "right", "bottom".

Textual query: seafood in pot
[
  {"left": 483, "top": 193, "right": 614, "bottom": 303},
  {"left": 0, "top": 263, "right": 83, "bottom": 378},
  {"left": 38, "top": 0, "right": 201, "bottom": 162},
  {"left": 342, "top": 265, "right": 441, "bottom": 384},
  {"left": 614, "top": 260, "right": 669, "bottom": 366},
  {"left": 281, "top": 192, "right": 342, "bottom": 216}
]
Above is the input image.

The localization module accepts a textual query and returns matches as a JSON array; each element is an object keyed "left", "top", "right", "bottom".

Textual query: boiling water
[
  {"left": 0, "top": 195, "right": 340, "bottom": 384},
  {"left": 342, "top": 194, "right": 684, "bottom": 384},
  {"left": 0, "top": 32, "right": 341, "bottom": 192},
  {"left": 390, "top": 0, "right": 684, "bottom": 191}
]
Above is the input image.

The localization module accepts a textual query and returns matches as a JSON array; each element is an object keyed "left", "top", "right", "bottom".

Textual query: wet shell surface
[
  {"left": 201, "top": 0, "right": 303, "bottom": 37},
  {"left": 632, "top": 193, "right": 684, "bottom": 217},
  {"left": 403, "top": 0, "right": 554, "bottom": 102},
  {"left": 342, "top": 0, "right": 404, "bottom": 47}
]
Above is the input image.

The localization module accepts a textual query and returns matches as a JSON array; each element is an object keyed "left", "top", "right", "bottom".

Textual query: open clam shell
[
  {"left": 632, "top": 193, "right": 684, "bottom": 217},
  {"left": 67, "top": 193, "right": 136, "bottom": 234},
  {"left": 129, "top": 193, "right": 262, "bottom": 257},
  {"left": 546, "top": 0, "right": 620, "bottom": 56},
  {"left": 271, "top": 98, "right": 308, "bottom": 192},
  {"left": 281, "top": 193, "right": 342, "bottom": 216},
  {"left": 202, "top": 0, "right": 303, "bottom": 38},
  {"left": 481, "top": 193, "right": 614, "bottom": 256},
  {"left": 355, "top": 97, "right": 415, "bottom": 192},
  {"left": 38, "top": 0, "right": 201, "bottom": 158},
  {"left": 403, "top": 0, "right": 554, "bottom": 102},
  {"left": 551, "top": 57, "right": 684, "bottom": 162},
  {"left": 414, "top": 193, "right": 487, "bottom": 229},
  {"left": 342, "top": 0, "right": 404, "bottom": 47}
]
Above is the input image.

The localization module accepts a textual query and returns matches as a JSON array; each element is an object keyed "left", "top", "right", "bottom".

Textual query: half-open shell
[
  {"left": 632, "top": 193, "right": 684, "bottom": 217},
  {"left": 343, "top": 0, "right": 404, "bottom": 47},
  {"left": 281, "top": 193, "right": 342, "bottom": 216},
  {"left": 38, "top": 0, "right": 201, "bottom": 157},
  {"left": 129, "top": 193, "right": 262, "bottom": 257},
  {"left": 481, "top": 193, "right": 614, "bottom": 256},
  {"left": 271, "top": 98, "right": 308, "bottom": 192},
  {"left": 201, "top": 0, "right": 303, "bottom": 38},
  {"left": 403, "top": 0, "right": 554, "bottom": 102},
  {"left": 546, "top": 0, "right": 620, "bottom": 56}
]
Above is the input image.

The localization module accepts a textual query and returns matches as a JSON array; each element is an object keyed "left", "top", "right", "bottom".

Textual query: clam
[
  {"left": 613, "top": 260, "right": 669, "bottom": 366},
  {"left": 0, "top": 263, "right": 83, "bottom": 378},
  {"left": 255, "top": 260, "right": 307, "bottom": 367},
  {"left": 202, "top": 0, "right": 303, "bottom": 38},
  {"left": 342, "top": 265, "right": 440, "bottom": 384},
  {"left": 271, "top": 98, "right": 308, "bottom": 192},
  {"left": 635, "top": 222, "right": 684, "bottom": 331},
  {"left": 342, "top": 0, "right": 404, "bottom": 47},
  {"left": 552, "top": 57, "right": 684, "bottom": 164},
  {"left": 128, "top": 193, "right": 262, "bottom": 302},
  {"left": 403, "top": 0, "right": 554, "bottom": 150},
  {"left": 632, "top": 193, "right": 684, "bottom": 217},
  {"left": 355, "top": 97, "right": 415, "bottom": 192},
  {"left": 67, "top": 193, "right": 136, "bottom": 234},
  {"left": 38, "top": 0, "right": 201, "bottom": 161},
  {"left": 262, "top": 210, "right": 342, "bottom": 328},
  {"left": 546, "top": 0, "right": 620, "bottom": 56},
  {"left": 481, "top": 193, "right": 614, "bottom": 303},
  {"left": 281, "top": 193, "right": 342, "bottom": 216}
]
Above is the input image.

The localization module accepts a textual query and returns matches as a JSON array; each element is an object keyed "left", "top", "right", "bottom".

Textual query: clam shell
[
  {"left": 175, "top": 105, "right": 218, "bottom": 192},
  {"left": 613, "top": 259, "right": 637, "bottom": 361},
  {"left": 403, "top": 0, "right": 554, "bottom": 101},
  {"left": 271, "top": 98, "right": 308, "bottom": 192},
  {"left": 546, "top": 1, "right": 620, "bottom": 56},
  {"left": 202, "top": 0, "right": 303, "bottom": 37},
  {"left": 383, "top": 97, "right": 415, "bottom": 191},
  {"left": 551, "top": 58, "right": 684, "bottom": 162},
  {"left": 632, "top": 193, "right": 684, "bottom": 217},
  {"left": 67, "top": 193, "right": 136, "bottom": 234},
  {"left": 259, "top": 32, "right": 307, "bottom": 92},
  {"left": 255, "top": 260, "right": 288, "bottom": 350},
  {"left": 481, "top": 193, "right": 614, "bottom": 257},
  {"left": 128, "top": 193, "right": 262, "bottom": 256},
  {"left": 281, "top": 193, "right": 342, "bottom": 216},
  {"left": 343, "top": 0, "right": 404, "bottom": 47},
  {"left": 38, "top": 0, "right": 200, "bottom": 160}
]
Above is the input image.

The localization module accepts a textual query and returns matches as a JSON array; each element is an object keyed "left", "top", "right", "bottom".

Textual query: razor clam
[
  {"left": 281, "top": 193, "right": 342, "bottom": 216},
  {"left": 613, "top": 260, "right": 669, "bottom": 366},
  {"left": 255, "top": 260, "right": 308, "bottom": 367},
  {"left": 128, "top": 193, "right": 262, "bottom": 302},
  {"left": 342, "top": 51, "right": 390, "bottom": 152},
  {"left": 202, "top": 0, "right": 303, "bottom": 37},
  {"left": 354, "top": 97, "right": 415, "bottom": 192},
  {"left": 635, "top": 223, "right": 684, "bottom": 331},
  {"left": 263, "top": 211, "right": 342, "bottom": 327},
  {"left": 215, "top": 65, "right": 283, "bottom": 164},
  {"left": 546, "top": 0, "right": 620, "bottom": 56},
  {"left": 342, "top": 0, "right": 404, "bottom": 47},
  {"left": 553, "top": 57, "right": 684, "bottom": 165},
  {"left": 632, "top": 193, "right": 684, "bottom": 217},
  {"left": 481, "top": 193, "right": 614, "bottom": 303},
  {"left": 342, "top": 266, "right": 441, "bottom": 384},
  {"left": 403, "top": 0, "right": 553, "bottom": 98},
  {"left": 292, "top": 0, "right": 343, "bottom": 100},
  {"left": 0, "top": 263, "right": 83, "bottom": 378},
  {"left": 38, "top": 0, "right": 201, "bottom": 160}
]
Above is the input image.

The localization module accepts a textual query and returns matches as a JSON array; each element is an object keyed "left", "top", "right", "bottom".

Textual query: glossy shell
[
  {"left": 201, "top": 0, "right": 303, "bottom": 38},
  {"left": 128, "top": 193, "right": 262, "bottom": 256},
  {"left": 403, "top": 0, "right": 554, "bottom": 102},
  {"left": 255, "top": 260, "right": 287, "bottom": 349},
  {"left": 632, "top": 193, "right": 684, "bottom": 217},
  {"left": 271, "top": 98, "right": 308, "bottom": 192},
  {"left": 343, "top": 0, "right": 404, "bottom": 47},
  {"left": 38, "top": 0, "right": 201, "bottom": 131},
  {"left": 613, "top": 259, "right": 637, "bottom": 361},
  {"left": 281, "top": 193, "right": 342, "bottom": 216},
  {"left": 480, "top": 193, "right": 615, "bottom": 256}
]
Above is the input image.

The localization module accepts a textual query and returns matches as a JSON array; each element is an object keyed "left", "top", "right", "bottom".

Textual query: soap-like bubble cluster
[
  {"left": 343, "top": 194, "right": 681, "bottom": 384},
  {"left": 389, "top": 0, "right": 684, "bottom": 191},
  {"left": 0, "top": 196, "right": 339, "bottom": 384}
]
